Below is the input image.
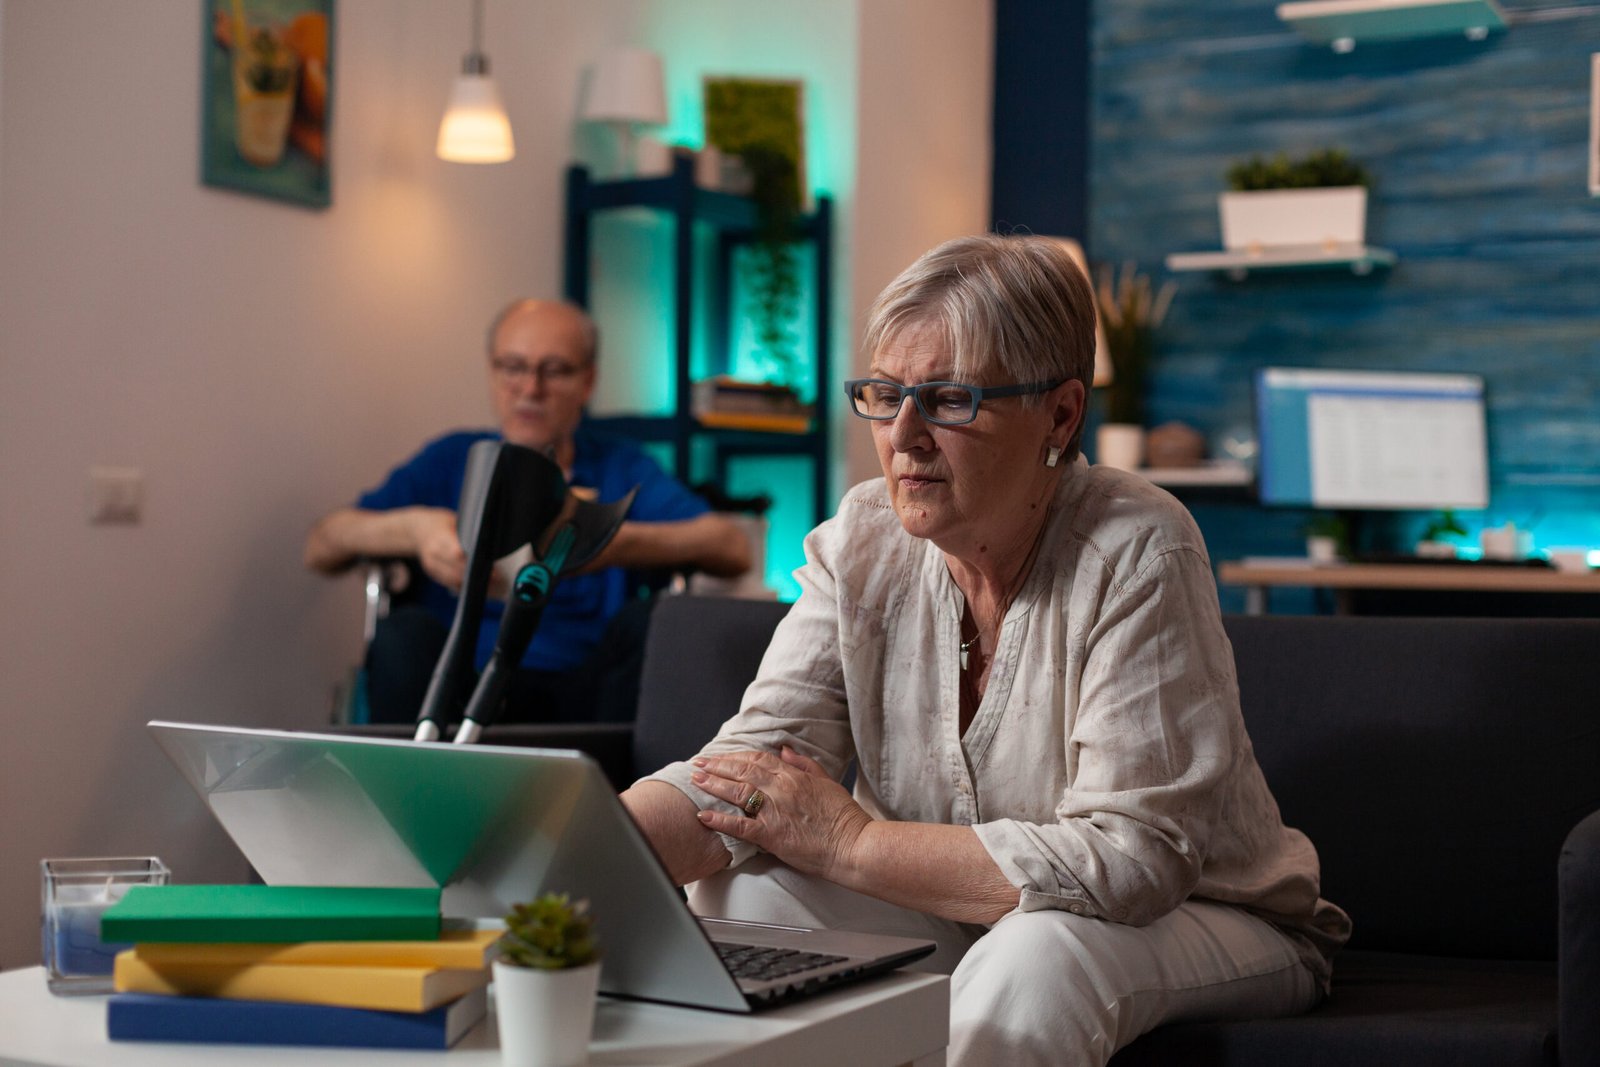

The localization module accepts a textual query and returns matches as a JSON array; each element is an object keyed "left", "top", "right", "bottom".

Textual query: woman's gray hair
[{"left": 862, "top": 234, "right": 1098, "bottom": 456}]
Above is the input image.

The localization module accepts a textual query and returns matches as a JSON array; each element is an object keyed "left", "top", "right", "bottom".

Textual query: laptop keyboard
[{"left": 714, "top": 940, "right": 848, "bottom": 982}]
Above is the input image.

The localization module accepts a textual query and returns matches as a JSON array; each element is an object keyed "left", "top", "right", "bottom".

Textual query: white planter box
[{"left": 1219, "top": 186, "right": 1367, "bottom": 251}]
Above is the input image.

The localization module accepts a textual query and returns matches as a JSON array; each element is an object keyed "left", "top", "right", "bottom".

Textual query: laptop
[{"left": 147, "top": 721, "right": 936, "bottom": 1012}]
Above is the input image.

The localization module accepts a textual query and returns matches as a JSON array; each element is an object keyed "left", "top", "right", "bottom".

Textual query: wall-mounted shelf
[
  {"left": 1140, "top": 461, "right": 1254, "bottom": 488},
  {"left": 1277, "top": 0, "right": 1507, "bottom": 52},
  {"left": 1165, "top": 244, "right": 1396, "bottom": 280}
]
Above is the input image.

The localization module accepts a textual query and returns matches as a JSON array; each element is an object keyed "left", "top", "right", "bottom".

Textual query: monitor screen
[{"left": 1255, "top": 367, "right": 1489, "bottom": 510}]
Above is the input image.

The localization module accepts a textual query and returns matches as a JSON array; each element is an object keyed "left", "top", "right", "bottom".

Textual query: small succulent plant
[{"left": 499, "top": 893, "right": 598, "bottom": 971}]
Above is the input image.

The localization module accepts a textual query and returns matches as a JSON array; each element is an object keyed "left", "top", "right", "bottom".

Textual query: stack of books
[
  {"left": 692, "top": 375, "right": 813, "bottom": 433},
  {"left": 99, "top": 885, "right": 496, "bottom": 1050}
]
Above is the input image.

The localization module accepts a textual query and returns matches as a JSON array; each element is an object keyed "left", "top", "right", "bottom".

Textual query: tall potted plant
[
  {"left": 493, "top": 893, "right": 600, "bottom": 1067},
  {"left": 1220, "top": 148, "right": 1372, "bottom": 252},
  {"left": 704, "top": 78, "right": 806, "bottom": 391},
  {"left": 1094, "top": 262, "right": 1175, "bottom": 470}
]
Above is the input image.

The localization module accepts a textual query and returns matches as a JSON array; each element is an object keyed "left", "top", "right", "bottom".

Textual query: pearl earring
[{"left": 1045, "top": 445, "right": 1062, "bottom": 468}]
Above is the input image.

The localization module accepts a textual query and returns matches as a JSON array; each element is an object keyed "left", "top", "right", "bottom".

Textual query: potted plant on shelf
[
  {"left": 704, "top": 77, "right": 807, "bottom": 391},
  {"left": 494, "top": 893, "right": 600, "bottom": 1067},
  {"left": 1416, "top": 508, "right": 1468, "bottom": 558},
  {"left": 1305, "top": 512, "right": 1351, "bottom": 563},
  {"left": 1093, "top": 261, "right": 1175, "bottom": 470},
  {"left": 1220, "top": 148, "right": 1372, "bottom": 254}
]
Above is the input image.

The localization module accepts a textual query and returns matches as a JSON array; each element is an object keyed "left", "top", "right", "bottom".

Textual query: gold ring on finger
[{"left": 742, "top": 788, "right": 766, "bottom": 817}]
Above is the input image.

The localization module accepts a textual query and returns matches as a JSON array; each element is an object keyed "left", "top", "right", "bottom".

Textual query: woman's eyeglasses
[{"left": 843, "top": 378, "right": 1065, "bottom": 427}]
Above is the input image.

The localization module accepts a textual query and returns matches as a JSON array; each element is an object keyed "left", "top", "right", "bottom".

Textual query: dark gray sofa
[{"left": 342, "top": 597, "right": 1600, "bottom": 1064}]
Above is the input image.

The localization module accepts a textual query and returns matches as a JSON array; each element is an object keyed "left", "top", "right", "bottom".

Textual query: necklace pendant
[{"left": 959, "top": 640, "right": 970, "bottom": 671}]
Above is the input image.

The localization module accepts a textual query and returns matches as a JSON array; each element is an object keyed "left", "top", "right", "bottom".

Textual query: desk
[
  {"left": 0, "top": 966, "right": 948, "bottom": 1067},
  {"left": 1219, "top": 559, "right": 1600, "bottom": 615}
]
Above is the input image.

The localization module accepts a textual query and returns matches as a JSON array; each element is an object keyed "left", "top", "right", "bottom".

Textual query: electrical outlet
[{"left": 88, "top": 466, "right": 144, "bottom": 525}]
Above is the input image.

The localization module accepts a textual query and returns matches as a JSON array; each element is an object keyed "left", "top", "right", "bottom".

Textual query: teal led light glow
[{"left": 727, "top": 455, "right": 811, "bottom": 602}]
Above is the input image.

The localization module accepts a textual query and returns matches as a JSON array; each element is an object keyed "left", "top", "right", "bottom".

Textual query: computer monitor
[{"left": 1255, "top": 367, "right": 1489, "bottom": 510}]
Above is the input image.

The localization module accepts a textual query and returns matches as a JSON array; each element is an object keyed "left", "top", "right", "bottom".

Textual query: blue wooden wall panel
[{"left": 1090, "top": 1, "right": 1600, "bottom": 605}]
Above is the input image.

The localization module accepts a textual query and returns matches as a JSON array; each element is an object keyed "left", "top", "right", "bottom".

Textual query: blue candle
[
  {"left": 42, "top": 857, "right": 169, "bottom": 994},
  {"left": 50, "top": 900, "right": 130, "bottom": 977}
]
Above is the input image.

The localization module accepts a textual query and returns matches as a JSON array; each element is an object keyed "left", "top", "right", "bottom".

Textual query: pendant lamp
[{"left": 436, "top": 0, "right": 514, "bottom": 163}]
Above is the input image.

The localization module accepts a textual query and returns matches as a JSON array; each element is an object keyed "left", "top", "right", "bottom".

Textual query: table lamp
[
  {"left": 580, "top": 46, "right": 666, "bottom": 176},
  {"left": 1051, "top": 237, "right": 1112, "bottom": 386}
]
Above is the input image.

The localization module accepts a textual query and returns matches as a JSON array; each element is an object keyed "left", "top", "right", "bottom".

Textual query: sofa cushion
[
  {"left": 632, "top": 595, "right": 791, "bottom": 780},
  {"left": 1223, "top": 616, "right": 1600, "bottom": 960},
  {"left": 1110, "top": 950, "right": 1558, "bottom": 1066}
]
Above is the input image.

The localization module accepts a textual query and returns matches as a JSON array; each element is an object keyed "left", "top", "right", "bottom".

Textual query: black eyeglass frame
[
  {"left": 488, "top": 355, "right": 589, "bottom": 386},
  {"left": 842, "top": 377, "right": 1067, "bottom": 427}
]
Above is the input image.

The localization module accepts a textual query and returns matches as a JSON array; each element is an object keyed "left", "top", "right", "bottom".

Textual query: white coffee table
[{"left": 0, "top": 966, "right": 948, "bottom": 1067}]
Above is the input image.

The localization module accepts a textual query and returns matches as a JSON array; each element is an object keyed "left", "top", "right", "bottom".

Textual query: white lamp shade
[
  {"left": 581, "top": 47, "right": 666, "bottom": 125},
  {"left": 1049, "top": 237, "right": 1113, "bottom": 386},
  {"left": 437, "top": 74, "right": 515, "bottom": 163}
]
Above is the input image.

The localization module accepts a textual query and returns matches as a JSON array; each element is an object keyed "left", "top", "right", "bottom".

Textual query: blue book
[{"left": 106, "top": 986, "right": 486, "bottom": 1049}]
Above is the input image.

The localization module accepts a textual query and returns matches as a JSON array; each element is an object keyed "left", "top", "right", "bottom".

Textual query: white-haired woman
[{"left": 621, "top": 235, "right": 1349, "bottom": 1065}]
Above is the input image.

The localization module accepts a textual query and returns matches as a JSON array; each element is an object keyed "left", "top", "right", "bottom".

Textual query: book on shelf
[
  {"left": 125, "top": 927, "right": 500, "bottom": 970},
  {"left": 107, "top": 986, "right": 487, "bottom": 1049},
  {"left": 113, "top": 951, "right": 488, "bottom": 1012},
  {"left": 100, "top": 885, "right": 441, "bottom": 944},
  {"left": 692, "top": 375, "right": 813, "bottom": 431},
  {"left": 695, "top": 410, "right": 812, "bottom": 434}
]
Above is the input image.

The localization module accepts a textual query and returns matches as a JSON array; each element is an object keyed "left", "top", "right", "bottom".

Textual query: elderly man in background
[{"left": 305, "top": 299, "right": 751, "bottom": 724}]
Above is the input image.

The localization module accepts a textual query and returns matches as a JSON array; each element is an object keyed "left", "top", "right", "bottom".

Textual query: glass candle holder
[{"left": 40, "top": 857, "right": 170, "bottom": 995}]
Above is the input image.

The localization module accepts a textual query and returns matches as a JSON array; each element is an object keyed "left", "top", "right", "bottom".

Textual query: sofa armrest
[{"left": 1560, "top": 806, "right": 1600, "bottom": 1065}]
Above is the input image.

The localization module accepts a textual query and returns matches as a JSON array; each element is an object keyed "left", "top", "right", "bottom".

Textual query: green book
[{"left": 100, "top": 886, "right": 441, "bottom": 944}]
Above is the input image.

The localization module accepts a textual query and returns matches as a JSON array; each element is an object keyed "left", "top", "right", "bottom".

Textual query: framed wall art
[{"left": 201, "top": 0, "right": 334, "bottom": 208}]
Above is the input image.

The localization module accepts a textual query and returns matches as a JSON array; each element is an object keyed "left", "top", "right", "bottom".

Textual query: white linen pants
[{"left": 689, "top": 856, "right": 1320, "bottom": 1067}]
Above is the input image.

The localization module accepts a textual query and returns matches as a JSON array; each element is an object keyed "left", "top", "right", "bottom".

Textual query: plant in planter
[
  {"left": 494, "top": 893, "right": 600, "bottom": 1067},
  {"left": 1093, "top": 262, "right": 1175, "bottom": 469},
  {"left": 1305, "top": 511, "right": 1352, "bottom": 562},
  {"left": 1220, "top": 148, "right": 1373, "bottom": 252},
  {"left": 1226, "top": 149, "right": 1370, "bottom": 192},
  {"left": 1416, "top": 508, "right": 1468, "bottom": 557},
  {"left": 704, "top": 78, "right": 807, "bottom": 391},
  {"left": 739, "top": 144, "right": 803, "bottom": 390}
]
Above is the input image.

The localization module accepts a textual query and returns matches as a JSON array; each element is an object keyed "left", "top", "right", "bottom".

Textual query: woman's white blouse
[{"left": 645, "top": 456, "right": 1351, "bottom": 983}]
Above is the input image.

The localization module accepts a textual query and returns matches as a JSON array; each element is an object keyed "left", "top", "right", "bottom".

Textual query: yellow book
[
  {"left": 128, "top": 929, "right": 500, "bottom": 970},
  {"left": 113, "top": 952, "right": 489, "bottom": 1013},
  {"left": 695, "top": 410, "right": 812, "bottom": 434}
]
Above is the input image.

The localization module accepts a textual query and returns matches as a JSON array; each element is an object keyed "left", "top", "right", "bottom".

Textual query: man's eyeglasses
[
  {"left": 490, "top": 356, "right": 587, "bottom": 388},
  {"left": 843, "top": 377, "right": 1065, "bottom": 427}
]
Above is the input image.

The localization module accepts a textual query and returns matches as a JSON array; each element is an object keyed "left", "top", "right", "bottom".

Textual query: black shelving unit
[{"left": 562, "top": 155, "right": 833, "bottom": 526}]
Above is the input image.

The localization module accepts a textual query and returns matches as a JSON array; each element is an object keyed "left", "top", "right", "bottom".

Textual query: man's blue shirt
[{"left": 357, "top": 427, "right": 709, "bottom": 673}]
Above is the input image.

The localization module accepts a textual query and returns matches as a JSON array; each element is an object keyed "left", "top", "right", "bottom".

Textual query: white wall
[
  {"left": 0, "top": 0, "right": 626, "bottom": 969},
  {"left": 848, "top": 0, "right": 995, "bottom": 487},
  {"left": 0, "top": 0, "right": 990, "bottom": 968}
]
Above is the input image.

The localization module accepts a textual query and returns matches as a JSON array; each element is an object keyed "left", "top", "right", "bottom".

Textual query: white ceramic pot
[
  {"left": 1306, "top": 535, "right": 1341, "bottom": 564},
  {"left": 1218, "top": 186, "right": 1367, "bottom": 251},
  {"left": 1096, "top": 423, "right": 1144, "bottom": 471},
  {"left": 493, "top": 959, "right": 601, "bottom": 1067}
]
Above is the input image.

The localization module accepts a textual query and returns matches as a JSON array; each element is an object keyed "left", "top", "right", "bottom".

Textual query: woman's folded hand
[{"left": 691, "top": 747, "right": 873, "bottom": 883}]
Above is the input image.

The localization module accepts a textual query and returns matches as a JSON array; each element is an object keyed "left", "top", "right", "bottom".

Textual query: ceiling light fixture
[{"left": 436, "top": 0, "right": 515, "bottom": 164}]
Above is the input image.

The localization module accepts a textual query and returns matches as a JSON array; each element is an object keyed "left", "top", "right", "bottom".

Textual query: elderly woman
[{"left": 620, "top": 234, "right": 1349, "bottom": 1065}]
